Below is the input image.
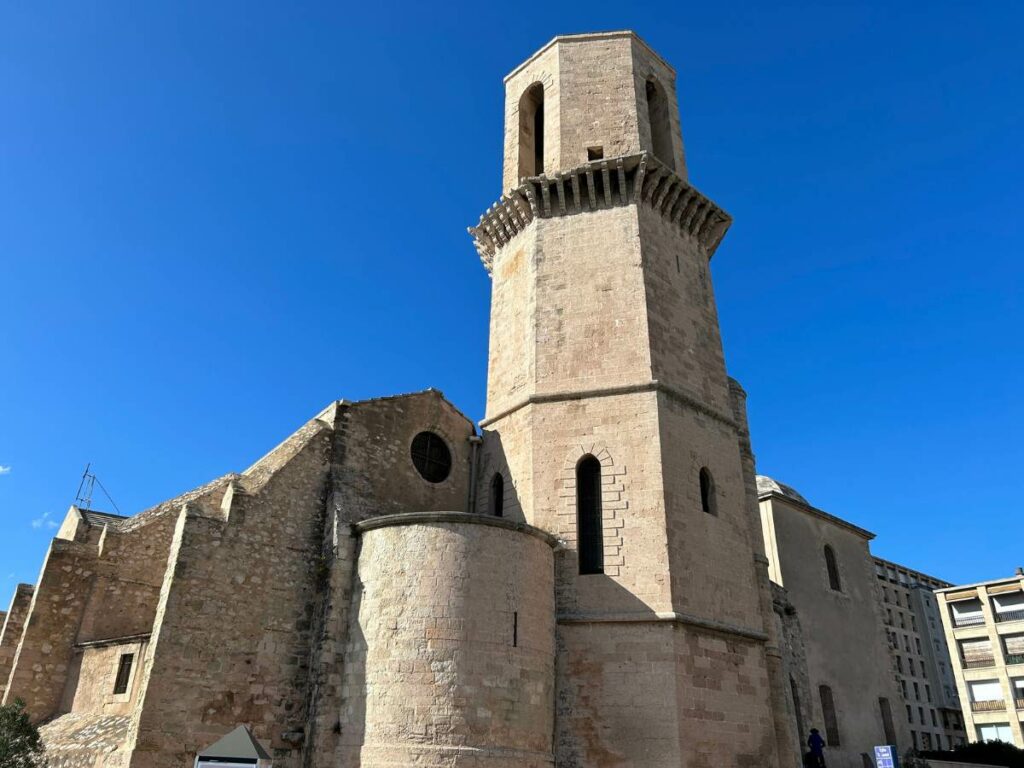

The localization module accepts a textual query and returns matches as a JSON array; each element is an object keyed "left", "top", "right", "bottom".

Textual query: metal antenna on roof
[{"left": 74, "top": 464, "right": 123, "bottom": 515}]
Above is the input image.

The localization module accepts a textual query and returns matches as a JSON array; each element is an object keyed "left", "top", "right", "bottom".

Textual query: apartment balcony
[
  {"left": 963, "top": 657, "right": 997, "bottom": 669},
  {"left": 971, "top": 700, "right": 1005, "bottom": 713},
  {"left": 1016, "top": 698, "right": 1024, "bottom": 710},
  {"left": 995, "top": 609, "right": 1024, "bottom": 624},
  {"left": 953, "top": 615, "right": 987, "bottom": 628},
  {"left": 1005, "top": 653, "right": 1024, "bottom": 665}
]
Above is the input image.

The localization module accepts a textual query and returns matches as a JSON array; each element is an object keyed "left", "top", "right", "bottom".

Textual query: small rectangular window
[
  {"left": 587, "top": 146, "right": 604, "bottom": 161},
  {"left": 113, "top": 653, "right": 134, "bottom": 695}
]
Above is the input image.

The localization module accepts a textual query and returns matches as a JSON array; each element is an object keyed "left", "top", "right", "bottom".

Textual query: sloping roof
[
  {"left": 80, "top": 509, "right": 128, "bottom": 528},
  {"left": 197, "top": 726, "right": 271, "bottom": 760}
]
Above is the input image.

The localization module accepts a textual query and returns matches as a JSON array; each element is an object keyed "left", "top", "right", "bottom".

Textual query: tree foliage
[{"left": 0, "top": 698, "right": 44, "bottom": 768}]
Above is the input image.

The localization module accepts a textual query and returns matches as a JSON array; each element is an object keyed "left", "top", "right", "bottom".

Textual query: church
[{"left": 0, "top": 32, "right": 913, "bottom": 768}]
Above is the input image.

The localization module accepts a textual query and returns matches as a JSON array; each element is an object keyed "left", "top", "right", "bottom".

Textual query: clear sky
[{"left": 2, "top": 2, "right": 1021, "bottom": 609}]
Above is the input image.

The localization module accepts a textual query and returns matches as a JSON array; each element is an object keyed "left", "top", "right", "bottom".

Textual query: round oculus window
[{"left": 410, "top": 431, "right": 452, "bottom": 483}]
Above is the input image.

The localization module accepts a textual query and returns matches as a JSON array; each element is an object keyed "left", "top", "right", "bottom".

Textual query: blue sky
[{"left": 1, "top": 2, "right": 1021, "bottom": 608}]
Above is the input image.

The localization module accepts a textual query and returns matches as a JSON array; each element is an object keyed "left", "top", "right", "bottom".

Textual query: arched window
[
  {"left": 576, "top": 455, "right": 603, "bottom": 575},
  {"left": 645, "top": 78, "right": 674, "bottom": 170},
  {"left": 819, "top": 684, "right": 841, "bottom": 746},
  {"left": 699, "top": 467, "right": 716, "bottom": 515},
  {"left": 518, "top": 83, "right": 544, "bottom": 180},
  {"left": 824, "top": 545, "right": 842, "bottom": 592},
  {"left": 490, "top": 473, "right": 504, "bottom": 518}
]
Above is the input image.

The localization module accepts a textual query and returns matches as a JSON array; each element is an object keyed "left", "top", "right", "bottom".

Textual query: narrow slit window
[
  {"left": 576, "top": 456, "right": 604, "bottom": 575},
  {"left": 699, "top": 467, "right": 716, "bottom": 515},
  {"left": 113, "top": 652, "right": 134, "bottom": 695},
  {"left": 512, "top": 611, "right": 518, "bottom": 647},
  {"left": 491, "top": 473, "right": 504, "bottom": 518},
  {"left": 819, "top": 684, "right": 841, "bottom": 746},
  {"left": 824, "top": 545, "right": 842, "bottom": 592}
]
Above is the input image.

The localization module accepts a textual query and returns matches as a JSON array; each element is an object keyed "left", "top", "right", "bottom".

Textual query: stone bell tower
[{"left": 470, "top": 32, "right": 798, "bottom": 767}]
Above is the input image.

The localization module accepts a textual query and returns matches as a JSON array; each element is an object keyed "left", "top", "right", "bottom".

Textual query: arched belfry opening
[
  {"left": 645, "top": 77, "right": 674, "bottom": 170},
  {"left": 518, "top": 83, "right": 545, "bottom": 180}
]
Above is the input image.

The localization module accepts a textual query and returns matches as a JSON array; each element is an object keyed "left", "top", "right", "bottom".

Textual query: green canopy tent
[{"left": 194, "top": 725, "right": 272, "bottom": 768}]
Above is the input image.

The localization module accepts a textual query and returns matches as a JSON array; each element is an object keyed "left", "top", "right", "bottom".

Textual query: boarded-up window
[
  {"left": 819, "top": 684, "right": 840, "bottom": 746},
  {"left": 577, "top": 456, "right": 604, "bottom": 575}
]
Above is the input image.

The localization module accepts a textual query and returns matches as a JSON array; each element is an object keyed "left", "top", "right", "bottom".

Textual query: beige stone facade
[
  {"left": 758, "top": 477, "right": 910, "bottom": 767},
  {"left": 0, "top": 30, "right": 819, "bottom": 768},
  {"left": 936, "top": 572, "right": 1024, "bottom": 748}
]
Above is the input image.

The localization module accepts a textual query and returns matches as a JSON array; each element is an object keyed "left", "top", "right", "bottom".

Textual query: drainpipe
[{"left": 467, "top": 435, "right": 482, "bottom": 514}]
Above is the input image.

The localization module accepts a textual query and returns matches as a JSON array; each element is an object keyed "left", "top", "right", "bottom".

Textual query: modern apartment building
[
  {"left": 874, "top": 557, "right": 967, "bottom": 751},
  {"left": 935, "top": 570, "right": 1024, "bottom": 747}
]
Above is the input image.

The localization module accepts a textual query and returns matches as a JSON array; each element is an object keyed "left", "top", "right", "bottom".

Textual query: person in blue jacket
[{"left": 807, "top": 728, "right": 827, "bottom": 766}]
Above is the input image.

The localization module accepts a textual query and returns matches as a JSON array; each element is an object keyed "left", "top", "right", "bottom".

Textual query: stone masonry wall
[
  {"left": 304, "top": 392, "right": 475, "bottom": 766},
  {"left": 125, "top": 421, "right": 333, "bottom": 768},
  {"left": 341, "top": 515, "right": 556, "bottom": 768},
  {"left": 0, "top": 583, "right": 34, "bottom": 700},
  {"left": 3, "top": 540, "right": 97, "bottom": 720}
]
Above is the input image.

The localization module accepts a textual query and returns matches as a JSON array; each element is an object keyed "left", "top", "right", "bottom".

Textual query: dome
[{"left": 756, "top": 475, "right": 809, "bottom": 506}]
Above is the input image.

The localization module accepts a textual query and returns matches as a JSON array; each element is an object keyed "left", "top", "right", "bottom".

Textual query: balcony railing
[
  {"left": 971, "top": 700, "right": 1005, "bottom": 712},
  {"left": 995, "top": 609, "right": 1024, "bottom": 624},
  {"left": 1016, "top": 698, "right": 1024, "bottom": 710},
  {"left": 1005, "top": 653, "right": 1024, "bottom": 665},
  {"left": 954, "top": 615, "right": 986, "bottom": 628},
  {"left": 963, "top": 657, "right": 997, "bottom": 669}
]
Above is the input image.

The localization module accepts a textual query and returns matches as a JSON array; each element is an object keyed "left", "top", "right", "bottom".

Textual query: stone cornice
[
  {"left": 468, "top": 153, "right": 732, "bottom": 273},
  {"left": 353, "top": 511, "right": 559, "bottom": 548},
  {"left": 479, "top": 379, "right": 738, "bottom": 431},
  {"left": 557, "top": 609, "right": 767, "bottom": 643}
]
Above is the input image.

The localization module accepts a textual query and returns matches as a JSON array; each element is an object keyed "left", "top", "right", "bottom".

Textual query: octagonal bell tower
[{"left": 471, "top": 32, "right": 798, "bottom": 767}]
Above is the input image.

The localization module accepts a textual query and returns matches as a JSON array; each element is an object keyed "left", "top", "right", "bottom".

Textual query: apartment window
[
  {"left": 906, "top": 704, "right": 913, "bottom": 724},
  {"left": 824, "top": 546, "right": 842, "bottom": 592},
  {"left": 113, "top": 653, "right": 134, "bottom": 695},
  {"left": 911, "top": 731, "right": 918, "bottom": 750},
  {"left": 883, "top": 587, "right": 889, "bottom": 603},
  {"left": 914, "top": 682, "right": 920, "bottom": 700},
  {"left": 919, "top": 706, "right": 925, "bottom": 725},
  {"left": 926, "top": 684, "right": 932, "bottom": 703},
  {"left": 900, "top": 613, "right": 906, "bottom": 629},
  {"left": 819, "top": 685, "right": 841, "bottom": 746},
  {"left": 912, "top": 615, "right": 918, "bottom": 632},
  {"left": 909, "top": 658, "right": 916, "bottom": 676},
  {"left": 900, "top": 679, "right": 907, "bottom": 698},
  {"left": 922, "top": 733, "right": 932, "bottom": 750},
  {"left": 931, "top": 709, "right": 938, "bottom": 727},
  {"left": 916, "top": 637, "right": 922, "bottom": 655},
  {"left": 978, "top": 723, "right": 1014, "bottom": 743},
  {"left": 896, "top": 656, "right": 904, "bottom": 674},
  {"left": 1003, "top": 633, "right": 1024, "bottom": 663}
]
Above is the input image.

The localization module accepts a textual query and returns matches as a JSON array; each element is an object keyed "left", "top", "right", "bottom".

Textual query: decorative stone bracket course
[{"left": 468, "top": 152, "right": 732, "bottom": 271}]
